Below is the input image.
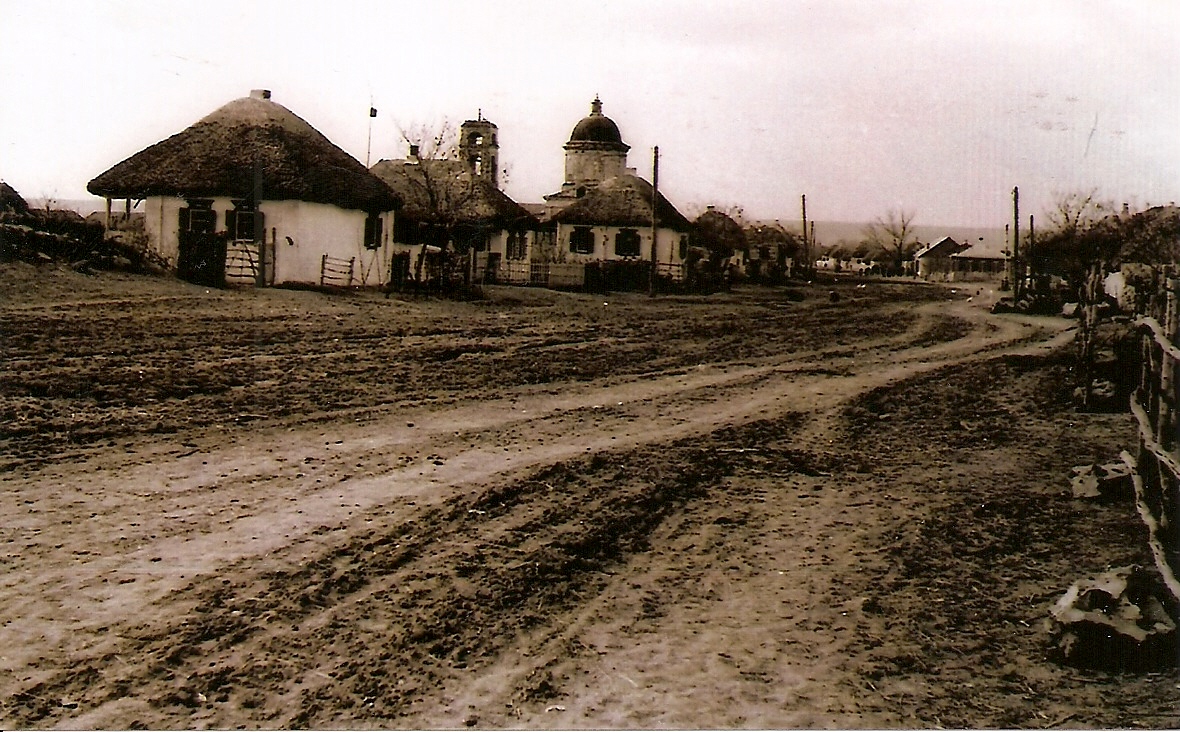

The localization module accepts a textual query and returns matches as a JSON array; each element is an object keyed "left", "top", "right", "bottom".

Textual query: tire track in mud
[
  {"left": 1, "top": 297, "right": 1071, "bottom": 728},
  {"left": 5, "top": 431, "right": 766, "bottom": 728}
]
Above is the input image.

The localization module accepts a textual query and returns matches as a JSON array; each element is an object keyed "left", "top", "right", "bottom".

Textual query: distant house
[
  {"left": 914, "top": 236, "right": 969, "bottom": 280},
  {"left": 693, "top": 206, "right": 747, "bottom": 273},
  {"left": 87, "top": 89, "right": 401, "bottom": 288},
  {"left": 949, "top": 247, "right": 1007, "bottom": 281},
  {"left": 370, "top": 143, "right": 538, "bottom": 286},
  {"left": 744, "top": 222, "right": 798, "bottom": 282}
]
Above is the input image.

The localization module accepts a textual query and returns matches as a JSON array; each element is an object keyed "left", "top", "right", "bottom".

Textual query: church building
[{"left": 538, "top": 97, "right": 691, "bottom": 275}]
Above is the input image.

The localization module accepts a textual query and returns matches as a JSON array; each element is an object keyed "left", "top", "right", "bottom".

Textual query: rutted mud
[{"left": 2, "top": 267, "right": 1173, "bottom": 729}]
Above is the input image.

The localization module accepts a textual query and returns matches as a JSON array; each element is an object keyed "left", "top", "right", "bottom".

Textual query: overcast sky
[{"left": 1, "top": 0, "right": 1176, "bottom": 227}]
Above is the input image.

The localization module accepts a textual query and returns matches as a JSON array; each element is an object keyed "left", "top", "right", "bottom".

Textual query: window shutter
[
  {"left": 253, "top": 210, "right": 265, "bottom": 242},
  {"left": 178, "top": 207, "right": 190, "bottom": 233},
  {"left": 224, "top": 209, "right": 237, "bottom": 239},
  {"left": 364, "top": 215, "right": 375, "bottom": 248}
]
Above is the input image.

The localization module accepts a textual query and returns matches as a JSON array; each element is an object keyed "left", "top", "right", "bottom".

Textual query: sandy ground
[{"left": 0, "top": 265, "right": 1175, "bottom": 729}]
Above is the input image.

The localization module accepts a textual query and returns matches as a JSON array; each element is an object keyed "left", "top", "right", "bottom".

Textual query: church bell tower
[{"left": 459, "top": 112, "right": 499, "bottom": 189}]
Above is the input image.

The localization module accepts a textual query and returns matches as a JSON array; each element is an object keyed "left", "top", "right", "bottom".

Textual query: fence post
[{"left": 1164, "top": 277, "right": 1179, "bottom": 451}]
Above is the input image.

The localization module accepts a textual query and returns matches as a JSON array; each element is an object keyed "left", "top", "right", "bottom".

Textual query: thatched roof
[
  {"left": 0, "top": 180, "right": 29, "bottom": 215},
  {"left": 88, "top": 91, "right": 400, "bottom": 212},
  {"left": 550, "top": 175, "right": 690, "bottom": 231},
  {"left": 693, "top": 208, "right": 747, "bottom": 257},
  {"left": 370, "top": 158, "right": 537, "bottom": 229}
]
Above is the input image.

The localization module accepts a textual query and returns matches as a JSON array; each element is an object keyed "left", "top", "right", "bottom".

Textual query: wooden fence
[
  {"left": 1121, "top": 265, "right": 1180, "bottom": 603},
  {"left": 495, "top": 260, "right": 687, "bottom": 292},
  {"left": 497, "top": 261, "right": 585, "bottom": 289},
  {"left": 320, "top": 254, "right": 355, "bottom": 287}
]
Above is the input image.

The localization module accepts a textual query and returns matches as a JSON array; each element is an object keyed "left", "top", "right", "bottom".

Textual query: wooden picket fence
[
  {"left": 1122, "top": 265, "right": 1180, "bottom": 603},
  {"left": 320, "top": 254, "right": 355, "bottom": 287}
]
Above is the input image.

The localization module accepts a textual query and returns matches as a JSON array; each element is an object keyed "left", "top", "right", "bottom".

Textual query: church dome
[{"left": 567, "top": 97, "right": 627, "bottom": 148}]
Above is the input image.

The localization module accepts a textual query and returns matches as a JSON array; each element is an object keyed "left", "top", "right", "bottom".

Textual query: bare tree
[
  {"left": 384, "top": 120, "right": 486, "bottom": 289},
  {"left": 1044, "top": 189, "right": 1110, "bottom": 240},
  {"left": 864, "top": 209, "right": 918, "bottom": 274},
  {"left": 1027, "top": 189, "right": 1114, "bottom": 289}
]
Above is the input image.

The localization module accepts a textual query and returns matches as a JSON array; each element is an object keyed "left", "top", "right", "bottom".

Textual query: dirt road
[{"left": 1, "top": 268, "right": 1173, "bottom": 728}]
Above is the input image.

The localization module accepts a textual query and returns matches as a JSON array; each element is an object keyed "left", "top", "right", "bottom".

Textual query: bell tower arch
[{"left": 459, "top": 112, "right": 499, "bottom": 189}]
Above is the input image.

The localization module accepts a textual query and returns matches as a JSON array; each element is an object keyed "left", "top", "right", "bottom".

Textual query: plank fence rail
[
  {"left": 225, "top": 240, "right": 260, "bottom": 284},
  {"left": 320, "top": 254, "right": 355, "bottom": 287},
  {"left": 1124, "top": 265, "right": 1180, "bottom": 603}
]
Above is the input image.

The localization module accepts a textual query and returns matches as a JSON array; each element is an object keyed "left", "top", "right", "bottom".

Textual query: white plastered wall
[{"left": 143, "top": 196, "right": 395, "bottom": 286}]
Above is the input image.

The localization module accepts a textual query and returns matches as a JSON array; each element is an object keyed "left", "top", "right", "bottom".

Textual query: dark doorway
[{"left": 177, "top": 201, "right": 226, "bottom": 287}]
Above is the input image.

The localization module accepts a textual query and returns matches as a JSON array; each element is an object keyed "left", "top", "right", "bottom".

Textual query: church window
[
  {"left": 570, "top": 227, "right": 595, "bottom": 254},
  {"left": 615, "top": 228, "right": 641, "bottom": 257}
]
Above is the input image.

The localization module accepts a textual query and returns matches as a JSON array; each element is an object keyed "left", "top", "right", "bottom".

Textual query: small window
[
  {"left": 364, "top": 213, "right": 383, "bottom": 250},
  {"left": 507, "top": 231, "right": 527, "bottom": 260},
  {"left": 615, "top": 228, "right": 641, "bottom": 257},
  {"left": 226, "top": 201, "right": 260, "bottom": 241},
  {"left": 570, "top": 227, "right": 594, "bottom": 254},
  {"left": 473, "top": 155, "right": 482, "bottom": 177},
  {"left": 180, "top": 199, "right": 216, "bottom": 234},
  {"left": 393, "top": 213, "right": 412, "bottom": 244}
]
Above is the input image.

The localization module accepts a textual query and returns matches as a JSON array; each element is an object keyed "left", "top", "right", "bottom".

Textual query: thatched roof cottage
[
  {"left": 88, "top": 89, "right": 401, "bottom": 287},
  {"left": 550, "top": 174, "right": 692, "bottom": 276}
]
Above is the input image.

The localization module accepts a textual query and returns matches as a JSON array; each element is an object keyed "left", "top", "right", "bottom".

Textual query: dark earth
[{"left": 1, "top": 263, "right": 1175, "bottom": 728}]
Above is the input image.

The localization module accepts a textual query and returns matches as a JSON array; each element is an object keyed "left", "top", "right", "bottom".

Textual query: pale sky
[{"left": 1, "top": 0, "right": 1177, "bottom": 227}]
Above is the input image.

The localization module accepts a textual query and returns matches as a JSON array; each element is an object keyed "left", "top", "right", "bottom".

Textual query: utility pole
[
  {"left": 801, "top": 194, "right": 809, "bottom": 277},
  {"left": 649, "top": 145, "right": 659, "bottom": 297},
  {"left": 1012, "top": 186, "right": 1021, "bottom": 300},
  {"left": 1028, "top": 213, "right": 1035, "bottom": 290},
  {"left": 366, "top": 101, "right": 377, "bottom": 168}
]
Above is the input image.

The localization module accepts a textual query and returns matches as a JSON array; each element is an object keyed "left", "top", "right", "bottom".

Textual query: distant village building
[
  {"left": 87, "top": 90, "right": 401, "bottom": 288},
  {"left": 913, "top": 236, "right": 969, "bottom": 280},
  {"left": 914, "top": 235, "right": 1007, "bottom": 282},
  {"left": 950, "top": 247, "right": 1007, "bottom": 280},
  {"left": 745, "top": 222, "right": 798, "bottom": 282}
]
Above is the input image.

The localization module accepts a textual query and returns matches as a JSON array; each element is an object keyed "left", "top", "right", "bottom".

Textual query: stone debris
[
  {"left": 1069, "top": 462, "right": 1132, "bottom": 500},
  {"left": 1048, "top": 565, "right": 1177, "bottom": 672}
]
